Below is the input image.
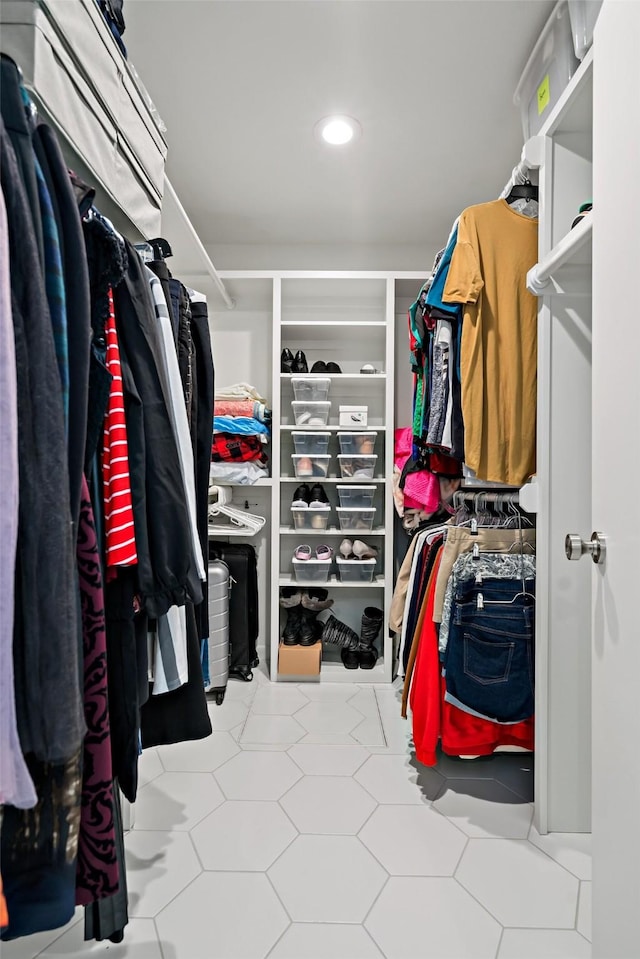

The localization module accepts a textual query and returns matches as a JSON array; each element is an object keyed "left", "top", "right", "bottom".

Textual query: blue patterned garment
[{"left": 34, "top": 155, "right": 69, "bottom": 431}]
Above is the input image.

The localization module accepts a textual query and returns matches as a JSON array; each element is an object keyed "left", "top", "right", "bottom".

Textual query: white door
[{"left": 591, "top": 3, "right": 640, "bottom": 955}]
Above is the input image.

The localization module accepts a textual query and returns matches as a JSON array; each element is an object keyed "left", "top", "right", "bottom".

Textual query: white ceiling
[{"left": 125, "top": 0, "right": 553, "bottom": 262}]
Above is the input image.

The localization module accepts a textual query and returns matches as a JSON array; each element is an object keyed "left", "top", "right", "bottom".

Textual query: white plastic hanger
[{"left": 207, "top": 485, "right": 265, "bottom": 537}]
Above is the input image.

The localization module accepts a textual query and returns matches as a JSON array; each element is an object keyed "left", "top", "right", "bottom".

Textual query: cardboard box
[
  {"left": 278, "top": 641, "right": 322, "bottom": 676},
  {"left": 339, "top": 405, "right": 368, "bottom": 427}
]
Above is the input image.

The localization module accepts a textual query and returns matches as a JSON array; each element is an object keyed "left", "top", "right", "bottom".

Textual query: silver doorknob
[{"left": 565, "top": 532, "right": 606, "bottom": 564}]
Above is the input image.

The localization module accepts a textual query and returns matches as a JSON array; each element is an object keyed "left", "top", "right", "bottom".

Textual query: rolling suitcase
[
  {"left": 209, "top": 542, "right": 259, "bottom": 682},
  {"left": 206, "top": 559, "right": 230, "bottom": 705}
]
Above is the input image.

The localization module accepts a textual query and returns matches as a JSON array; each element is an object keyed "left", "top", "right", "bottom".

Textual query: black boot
[
  {"left": 321, "top": 614, "right": 359, "bottom": 654},
  {"left": 281, "top": 348, "right": 294, "bottom": 373},
  {"left": 280, "top": 588, "right": 303, "bottom": 645},
  {"left": 358, "top": 607, "right": 384, "bottom": 669},
  {"left": 299, "top": 589, "right": 334, "bottom": 646}
]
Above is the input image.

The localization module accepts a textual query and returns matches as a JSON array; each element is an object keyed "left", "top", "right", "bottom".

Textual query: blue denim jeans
[{"left": 443, "top": 578, "right": 535, "bottom": 724}]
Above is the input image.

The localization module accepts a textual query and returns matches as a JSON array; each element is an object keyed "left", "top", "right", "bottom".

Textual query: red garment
[
  {"left": 102, "top": 289, "right": 137, "bottom": 568},
  {"left": 0, "top": 875, "right": 8, "bottom": 929},
  {"left": 211, "top": 433, "right": 267, "bottom": 464},
  {"left": 410, "top": 551, "right": 534, "bottom": 766}
]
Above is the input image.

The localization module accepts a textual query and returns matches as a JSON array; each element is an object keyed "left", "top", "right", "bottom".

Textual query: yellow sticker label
[{"left": 537, "top": 74, "right": 551, "bottom": 115}]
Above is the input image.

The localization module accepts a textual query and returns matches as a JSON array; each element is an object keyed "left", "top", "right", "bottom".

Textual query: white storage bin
[
  {"left": 338, "top": 455, "right": 378, "bottom": 479},
  {"left": 291, "top": 454, "right": 331, "bottom": 478},
  {"left": 290, "top": 507, "right": 330, "bottom": 531},
  {"left": 292, "top": 431, "right": 331, "bottom": 455},
  {"left": 291, "top": 401, "right": 331, "bottom": 427},
  {"left": 514, "top": 0, "right": 579, "bottom": 139},
  {"left": 336, "top": 507, "right": 376, "bottom": 532},
  {"left": 292, "top": 559, "right": 332, "bottom": 584},
  {"left": 339, "top": 405, "right": 368, "bottom": 427},
  {"left": 336, "top": 558, "right": 377, "bottom": 583},
  {"left": 568, "top": 0, "right": 602, "bottom": 59},
  {"left": 337, "top": 485, "right": 376, "bottom": 509},
  {"left": 291, "top": 377, "right": 331, "bottom": 402},
  {"left": 338, "top": 432, "right": 378, "bottom": 455}
]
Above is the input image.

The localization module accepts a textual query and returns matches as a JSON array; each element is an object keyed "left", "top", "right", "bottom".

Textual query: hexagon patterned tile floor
[{"left": 2, "top": 680, "right": 592, "bottom": 959}]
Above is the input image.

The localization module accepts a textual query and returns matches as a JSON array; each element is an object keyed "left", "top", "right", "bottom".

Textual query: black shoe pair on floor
[
  {"left": 292, "top": 483, "right": 329, "bottom": 508},
  {"left": 320, "top": 607, "right": 384, "bottom": 669},
  {"left": 281, "top": 349, "right": 342, "bottom": 374}
]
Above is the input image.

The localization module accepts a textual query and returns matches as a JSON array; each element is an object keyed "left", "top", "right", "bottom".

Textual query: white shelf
[
  {"left": 527, "top": 216, "right": 592, "bottom": 296},
  {"left": 208, "top": 526, "right": 261, "bottom": 538},
  {"left": 279, "top": 526, "right": 386, "bottom": 536},
  {"left": 281, "top": 320, "right": 386, "bottom": 328},
  {"left": 280, "top": 425, "right": 387, "bottom": 432},
  {"left": 280, "top": 373, "right": 386, "bottom": 380},
  {"left": 214, "top": 477, "right": 273, "bottom": 487},
  {"left": 278, "top": 574, "right": 385, "bottom": 588},
  {"left": 279, "top": 476, "right": 386, "bottom": 483}
]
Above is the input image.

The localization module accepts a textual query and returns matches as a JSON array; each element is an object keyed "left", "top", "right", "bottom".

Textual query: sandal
[
  {"left": 316, "top": 545, "right": 333, "bottom": 561},
  {"left": 294, "top": 545, "right": 312, "bottom": 561},
  {"left": 353, "top": 540, "right": 378, "bottom": 560}
]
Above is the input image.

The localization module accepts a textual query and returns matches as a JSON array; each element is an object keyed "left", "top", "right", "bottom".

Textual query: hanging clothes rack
[
  {"left": 208, "top": 485, "right": 265, "bottom": 537},
  {"left": 499, "top": 136, "right": 545, "bottom": 199}
]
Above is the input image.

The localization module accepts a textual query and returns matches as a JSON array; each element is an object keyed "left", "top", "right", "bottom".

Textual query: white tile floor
[{"left": 2, "top": 667, "right": 592, "bottom": 959}]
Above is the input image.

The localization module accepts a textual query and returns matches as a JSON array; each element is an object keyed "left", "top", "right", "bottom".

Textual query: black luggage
[{"left": 208, "top": 542, "right": 259, "bottom": 681}]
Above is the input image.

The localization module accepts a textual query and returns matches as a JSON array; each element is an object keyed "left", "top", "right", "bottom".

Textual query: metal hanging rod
[
  {"left": 453, "top": 489, "right": 521, "bottom": 509},
  {"left": 499, "top": 136, "right": 545, "bottom": 199}
]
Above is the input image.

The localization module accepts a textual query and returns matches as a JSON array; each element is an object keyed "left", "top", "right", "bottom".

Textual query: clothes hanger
[
  {"left": 505, "top": 181, "right": 539, "bottom": 204},
  {"left": 148, "top": 237, "right": 173, "bottom": 260},
  {"left": 208, "top": 485, "right": 265, "bottom": 536}
]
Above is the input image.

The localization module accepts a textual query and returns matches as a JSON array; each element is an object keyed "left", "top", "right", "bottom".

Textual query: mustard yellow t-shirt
[{"left": 442, "top": 199, "right": 538, "bottom": 486}]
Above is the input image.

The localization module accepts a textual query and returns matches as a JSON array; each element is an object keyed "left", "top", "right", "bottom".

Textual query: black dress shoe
[
  {"left": 292, "top": 484, "right": 311, "bottom": 507},
  {"left": 281, "top": 348, "right": 294, "bottom": 373},
  {"left": 326, "top": 361, "right": 342, "bottom": 373},
  {"left": 310, "top": 360, "right": 327, "bottom": 373},
  {"left": 292, "top": 350, "right": 309, "bottom": 373},
  {"left": 309, "top": 483, "right": 329, "bottom": 507}
]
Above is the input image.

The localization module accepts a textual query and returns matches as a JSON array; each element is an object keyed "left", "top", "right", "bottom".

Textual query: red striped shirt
[{"left": 102, "top": 289, "right": 138, "bottom": 568}]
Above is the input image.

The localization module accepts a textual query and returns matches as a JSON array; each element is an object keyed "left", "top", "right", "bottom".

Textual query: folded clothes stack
[{"left": 210, "top": 383, "right": 272, "bottom": 485}]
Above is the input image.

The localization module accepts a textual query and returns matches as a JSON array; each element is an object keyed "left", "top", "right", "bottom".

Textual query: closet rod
[
  {"left": 162, "top": 175, "right": 236, "bottom": 310},
  {"left": 454, "top": 490, "right": 520, "bottom": 508}
]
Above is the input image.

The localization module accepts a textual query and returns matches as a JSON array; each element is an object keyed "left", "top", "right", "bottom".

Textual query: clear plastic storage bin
[
  {"left": 291, "top": 431, "right": 331, "bottom": 455},
  {"left": 338, "top": 455, "right": 378, "bottom": 479},
  {"left": 337, "top": 432, "right": 378, "bottom": 455},
  {"left": 291, "top": 377, "right": 331, "bottom": 402},
  {"left": 514, "top": 0, "right": 579, "bottom": 139},
  {"left": 292, "top": 559, "right": 332, "bottom": 584},
  {"left": 568, "top": 0, "right": 602, "bottom": 59},
  {"left": 336, "top": 507, "right": 376, "bottom": 532},
  {"left": 291, "top": 454, "right": 331, "bottom": 478},
  {"left": 290, "top": 507, "right": 331, "bottom": 531},
  {"left": 291, "top": 401, "right": 331, "bottom": 427},
  {"left": 337, "top": 485, "right": 376, "bottom": 508},
  {"left": 336, "top": 558, "right": 377, "bottom": 583}
]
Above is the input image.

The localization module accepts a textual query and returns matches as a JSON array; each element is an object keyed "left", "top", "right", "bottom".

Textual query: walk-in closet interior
[{"left": 1, "top": 2, "right": 638, "bottom": 958}]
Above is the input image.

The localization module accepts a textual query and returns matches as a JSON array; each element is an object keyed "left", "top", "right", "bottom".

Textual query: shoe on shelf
[
  {"left": 316, "top": 544, "right": 333, "bottom": 561},
  {"left": 310, "top": 360, "right": 328, "bottom": 373},
  {"left": 299, "top": 588, "right": 334, "bottom": 646},
  {"left": 341, "top": 646, "right": 360, "bottom": 669},
  {"left": 292, "top": 350, "right": 309, "bottom": 373},
  {"left": 321, "top": 614, "right": 359, "bottom": 651},
  {"left": 353, "top": 540, "right": 378, "bottom": 560},
  {"left": 281, "top": 348, "right": 294, "bottom": 373},
  {"left": 279, "top": 589, "right": 303, "bottom": 645},
  {"left": 309, "top": 483, "right": 330, "bottom": 508},
  {"left": 292, "top": 484, "right": 311, "bottom": 508},
  {"left": 325, "top": 361, "right": 342, "bottom": 373},
  {"left": 296, "top": 456, "right": 313, "bottom": 476},
  {"left": 294, "top": 544, "right": 312, "bottom": 560},
  {"left": 339, "top": 538, "right": 354, "bottom": 558}
]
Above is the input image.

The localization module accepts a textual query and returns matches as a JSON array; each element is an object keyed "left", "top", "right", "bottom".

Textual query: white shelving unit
[
  {"left": 526, "top": 48, "right": 594, "bottom": 835},
  {"left": 205, "top": 271, "right": 426, "bottom": 684}
]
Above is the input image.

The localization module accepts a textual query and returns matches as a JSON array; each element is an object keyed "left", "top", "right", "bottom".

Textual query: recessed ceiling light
[{"left": 315, "top": 115, "right": 361, "bottom": 146}]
